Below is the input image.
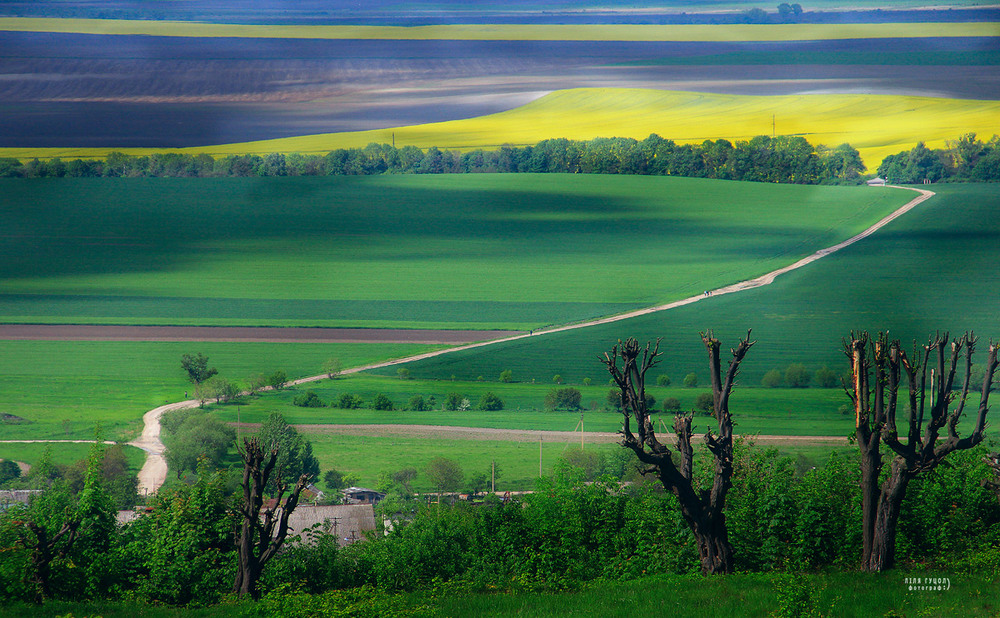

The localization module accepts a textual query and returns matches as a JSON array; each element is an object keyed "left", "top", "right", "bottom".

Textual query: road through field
[{"left": 116, "top": 186, "right": 931, "bottom": 494}]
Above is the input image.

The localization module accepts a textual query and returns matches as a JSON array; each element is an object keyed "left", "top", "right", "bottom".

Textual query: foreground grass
[
  {"left": 7, "top": 571, "right": 995, "bottom": 617},
  {"left": 0, "top": 175, "right": 906, "bottom": 328},
  {"left": 3, "top": 89, "right": 997, "bottom": 169}
]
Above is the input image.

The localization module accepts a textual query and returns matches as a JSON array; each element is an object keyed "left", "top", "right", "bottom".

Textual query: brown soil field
[
  {"left": 0, "top": 324, "right": 520, "bottom": 344},
  {"left": 233, "top": 422, "right": 850, "bottom": 446},
  {"left": 1, "top": 33, "right": 996, "bottom": 147}
]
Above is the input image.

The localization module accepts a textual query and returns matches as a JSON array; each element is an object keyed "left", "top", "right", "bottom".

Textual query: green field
[
  {"left": 0, "top": 341, "right": 437, "bottom": 445},
  {"left": 0, "top": 175, "right": 909, "bottom": 329},
  {"left": 389, "top": 183, "right": 1000, "bottom": 387}
]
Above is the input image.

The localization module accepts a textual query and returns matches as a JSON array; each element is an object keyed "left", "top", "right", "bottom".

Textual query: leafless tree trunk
[
  {"left": 233, "top": 437, "right": 310, "bottom": 599},
  {"left": 847, "top": 331, "right": 998, "bottom": 572},
  {"left": 602, "top": 331, "right": 754, "bottom": 575},
  {"left": 22, "top": 518, "right": 80, "bottom": 604}
]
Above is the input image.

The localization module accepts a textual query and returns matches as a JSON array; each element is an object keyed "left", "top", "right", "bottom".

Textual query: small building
[
  {"left": 866, "top": 177, "right": 887, "bottom": 186},
  {"left": 288, "top": 503, "right": 376, "bottom": 546},
  {"left": 343, "top": 486, "right": 385, "bottom": 506},
  {"left": 0, "top": 490, "right": 42, "bottom": 510}
]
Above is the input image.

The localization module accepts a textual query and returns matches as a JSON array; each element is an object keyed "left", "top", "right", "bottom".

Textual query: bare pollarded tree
[
  {"left": 602, "top": 331, "right": 754, "bottom": 575},
  {"left": 847, "top": 331, "right": 998, "bottom": 572},
  {"left": 233, "top": 437, "right": 311, "bottom": 599}
]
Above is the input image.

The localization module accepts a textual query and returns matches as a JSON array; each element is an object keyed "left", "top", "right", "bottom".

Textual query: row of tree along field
[
  {"left": 0, "top": 134, "right": 868, "bottom": 184},
  {"left": 4, "top": 133, "right": 997, "bottom": 184}
]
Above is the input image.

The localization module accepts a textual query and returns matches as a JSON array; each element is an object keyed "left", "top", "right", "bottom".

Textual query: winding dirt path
[{"left": 118, "top": 186, "right": 932, "bottom": 494}]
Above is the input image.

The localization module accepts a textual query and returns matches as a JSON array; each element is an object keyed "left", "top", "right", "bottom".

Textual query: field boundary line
[{"left": 129, "top": 185, "right": 932, "bottom": 495}]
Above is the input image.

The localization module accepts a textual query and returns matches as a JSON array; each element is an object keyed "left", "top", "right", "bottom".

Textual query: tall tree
[
  {"left": 257, "top": 412, "right": 320, "bottom": 493},
  {"left": 847, "top": 331, "right": 998, "bottom": 571},
  {"left": 180, "top": 353, "right": 218, "bottom": 384},
  {"left": 602, "top": 331, "right": 754, "bottom": 575},
  {"left": 233, "top": 437, "right": 310, "bottom": 599}
]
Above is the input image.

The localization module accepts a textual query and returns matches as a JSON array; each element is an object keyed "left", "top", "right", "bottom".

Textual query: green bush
[
  {"left": 544, "top": 387, "right": 582, "bottom": 411},
  {"left": 407, "top": 395, "right": 431, "bottom": 411},
  {"left": 785, "top": 364, "right": 811, "bottom": 388},
  {"left": 293, "top": 390, "right": 325, "bottom": 408},
  {"left": 656, "top": 374, "right": 671, "bottom": 387},
  {"left": 683, "top": 373, "right": 698, "bottom": 388},
  {"left": 813, "top": 366, "right": 840, "bottom": 388},
  {"left": 478, "top": 392, "right": 504, "bottom": 411},
  {"left": 694, "top": 392, "right": 714, "bottom": 414},
  {"left": 662, "top": 397, "right": 681, "bottom": 413},
  {"left": 371, "top": 394, "right": 394, "bottom": 411},
  {"left": 761, "top": 369, "right": 783, "bottom": 388},
  {"left": 335, "top": 393, "right": 364, "bottom": 409},
  {"left": 499, "top": 369, "right": 513, "bottom": 383}
]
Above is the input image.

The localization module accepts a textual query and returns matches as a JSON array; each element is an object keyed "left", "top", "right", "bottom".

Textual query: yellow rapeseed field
[
  {"left": 4, "top": 89, "right": 998, "bottom": 169},
  {"left": 0, "top": 17, "right": 996, "bottom": 41}
]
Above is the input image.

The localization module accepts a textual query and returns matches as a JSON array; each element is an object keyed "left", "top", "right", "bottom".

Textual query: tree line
[
  {"left": 0, "top": 134, "right": 867, "bottom": 184},
  {"left": 877, "top": 133, "right": 1000, "bottom": 183}
]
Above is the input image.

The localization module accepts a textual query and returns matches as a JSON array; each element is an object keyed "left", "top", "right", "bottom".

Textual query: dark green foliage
[
  {"left": 444, "top": 392, "right": 465, "bottom": 411},
  {"left": 694, "top": 392, "right": 714, "bottom": 414},
  {"left": 323, "top": 469, "right": 345, "bottom": 491},
  {"left": 370, "top": 393, "right": 394, "bottom": 411},
  {"left": 762, "top": 368, "right": 784, "bottom": 388},
  {"left": 662, "top": 397, "right": 681, "bottom": 413},
  {"left": 396, "top": 368, "right": 410, "bottom": 380},
  {"left": 334, "top": 393, "right": 364, "bottom": 409},
  {"left": 606, "top": 389, "right": 622, "bottom": 410},
  {"left": 784, "top": 363, "right": 812, "bottom": 388},
  {"left": 683, "top": 373, "right": 698, "bottom": 388},
  {"left": 544, "top": 387, "right": 582, "bottom": 411},
  {"left": 257, "top": 412, "right": 320, "bottom": 492},
  {"left": 425, "top": 457, "right": 463, "bottom": 494},
  {"left": 292, "top": 390, "right": 325, "bottom": 408},
  {"left": 499, "top": 369, "right": 513, "bottom": 383},
  {"left": 0, "top": 460, "right": 21, "bottom": 485},
  {"left": 477, "top": 391, "right": 504, "bottom": 411},
  {"left": 267, "top": 370, "right": 287, "bottom": 390},
  {"left": 407, "top": 395, "right": 431, "bottom": 411},
  {"left": 259, "top": 530, "right": 340, "bottom": 596},
  {"left": 656, "top": 374, "right": 671, "bottom": 386},
  {"left": 161, "top": 409, "right": 236, "bottom": 480},
  {"left": 813, "top": 366, "right": 840, "bottom": 388},
  {"left": 180, "top": 353, "right": 217, "bottom": 384},
  {"left": 4, "top": 134, "right": 869, "bottom": 185}
]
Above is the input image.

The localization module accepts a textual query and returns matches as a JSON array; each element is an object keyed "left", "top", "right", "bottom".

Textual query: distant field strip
[
  {"left": 4, "top": 89, "right": 997, "bottom": 169},
  {"left": 0, "top": 324, "right": 519, "bottom": 344},
  {"left": 1, "top": 18, "right": 995, "bottom": 41}
]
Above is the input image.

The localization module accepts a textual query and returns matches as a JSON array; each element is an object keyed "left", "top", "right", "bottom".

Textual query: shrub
[
  {"left": 371, "top": 394, "right": 394, "bottom": 411},
  {"left": 606, "top": 389, "right": 622, "bottom": 411},
  {"left": 408, "top": 395, "right": 431, "bottom": 411},
  {"left": 335, "top": 393, "right": 364, "bottom": 409},
  {"left": 814, "top": 366, "right": 840, "bottom": 388},
  {"left": 662, "top": 397, "right": 681, "bottom": 413},
  {"left": 694, "top": 392, "right": 714, "bottom": 414},
  {"left": 268, "top": 370, "right": 288, "bottom": 390},
  {"left": 444, "top": 392, "right": 464, "bottom": 411},
  {"left": 293, "top": 390, "right": 325, "bottom": 408},
  {"left": 762, "top": 369, "right": 784, "bottom": 388},
  {"left": 683, "top": 372, "right": 698, "bottom": 388},
  {"left": 396, "top": 367, "right": 410, "bottom": 380},
  {"left": 545, "top": 387, "right": 583, "bottom": 411},
  {"left": 478, "top": 392, "right": 504, "bottom": 411},
  {"left": 785, "top": 364, "right": 811, "bottom": 388},
  {"left": 656, "top": 374, "right": 671, "bottom": 387},
  {"left": 552, "top": 374, "right": 563, "bottom": 384},
  {"left": 499, "top": 369, "right": 513, "bottom": 383},
  {"left": 582, "top": 377, "right": 592, "bottom": 386}
]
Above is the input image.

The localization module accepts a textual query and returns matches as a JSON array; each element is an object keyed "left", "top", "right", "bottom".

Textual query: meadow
[
  {"left": 0, "top": 175, "right": 908, "bottom": 330},
  {"left": 0, "top": 341, "right": 436, "bottom": 444},
  {"left": 388, "top": 183, "right": 1000, "bottom": 387},
  {"left": 4, "top": 89, "right": 999, "bottom": 169}
]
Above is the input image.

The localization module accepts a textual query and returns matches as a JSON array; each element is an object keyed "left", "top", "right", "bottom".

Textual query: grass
[
  {"left": 10, "top": 570, "right": 995, "bottom": 617},
  {"left": 0, "top": 442, "right": 146, "bottom": 472},
  {"left": 391, "top": 183, "right": 1000, "bottom": 413},
  {"left": 3, "top": 89, "right": 998, "bottom": 169},
  {"left": 0, "top": 18, "right": 994, "bottom": 42},
  {"left": 0, "top": 175, "right": 909, "bottom": 329},
  {"left": 0, "top": 340, "right": 438, "bottom": 445}
]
